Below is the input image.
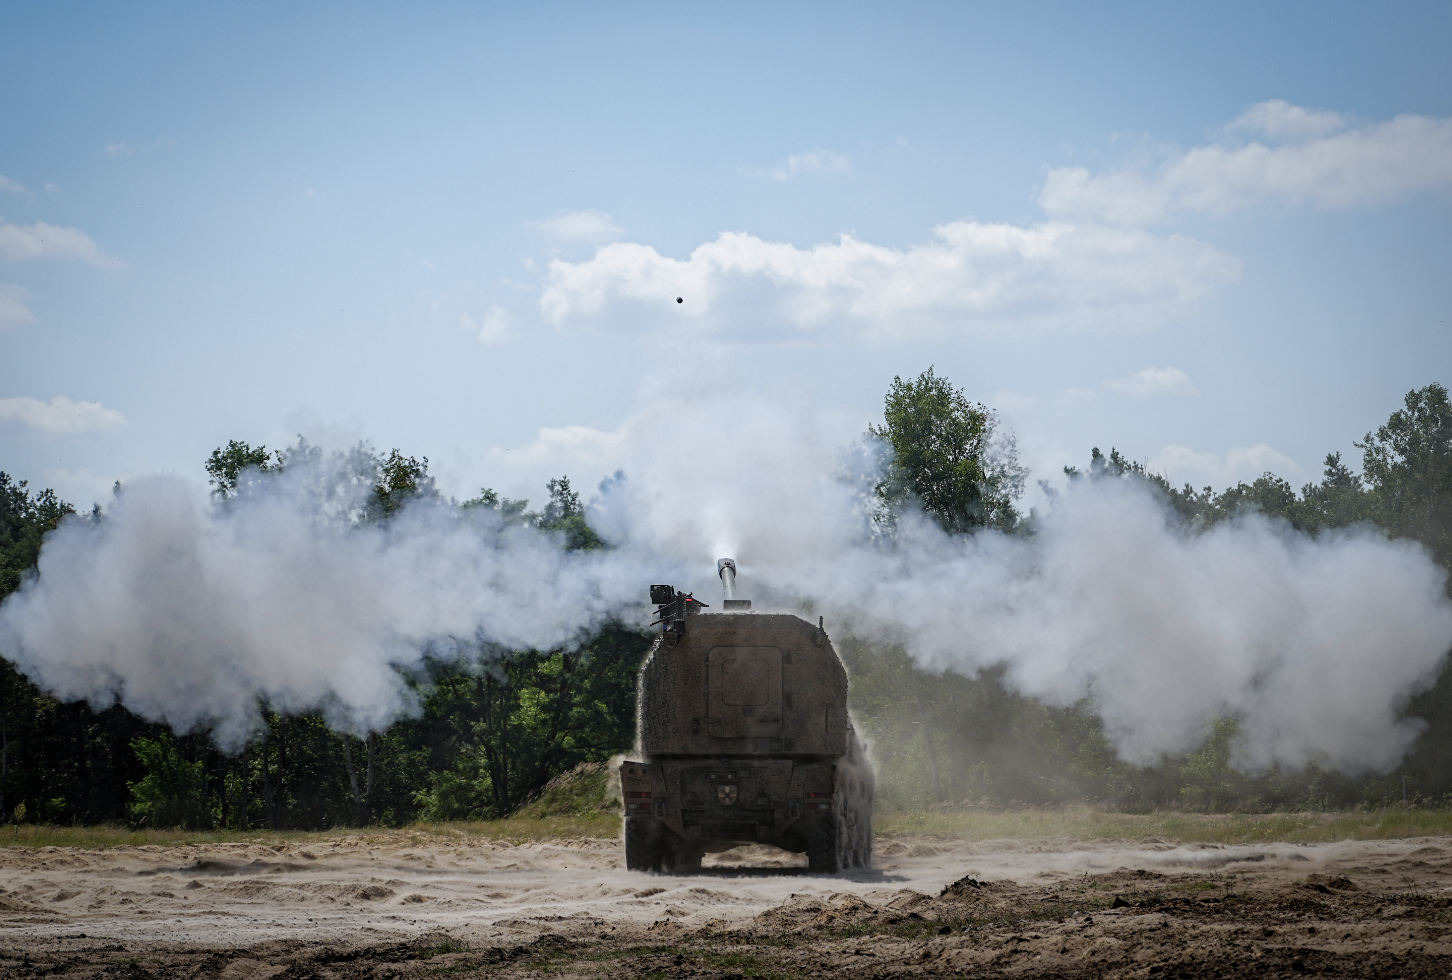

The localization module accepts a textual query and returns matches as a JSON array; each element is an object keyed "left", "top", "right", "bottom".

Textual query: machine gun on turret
[{"left": 650, "top": 584, "right": 707, "bottom": 639}]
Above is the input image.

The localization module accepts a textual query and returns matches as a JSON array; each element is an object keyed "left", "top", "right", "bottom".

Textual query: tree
[
  {"left": 1, "top": 474, "right": 78, "bottom": 823},
  {"left": 128, "top": 734, "right": 208, "bottom": 829},
  {"left": 204, "top": 441, "right": 278, "bottom": 498},
  {"left": 465, "top": 477, "right": 603, "bottom": 550},
  {"left": 869, "top": 367, "right": 1025, "bottom": 533},
  {"left": 1, "top": 473, "right": 74, "bottom": 599},
  {"left": 1295, "top": 453, "right": 1369, "bottom": 534},
  {"left": 368, "top": 449, "right": 438, "bottom": 521},
  {"left": 1067, "top": 447, "right": 1370, "bottom": 536},
  {"left": 536, "top": 477, "right": 604, "bottom": 551},
  {"left": 463, "top": 488, "right": 531, "bottom": 525},
  {"left": 406, "top": 621, "right": 647, "bottom": 821},
  {"left": 1207, "top": 473, "right": 1299, "bottom": 524},
  {"left": 1358, "top": 382, "right": 1452, "bottom": 573}
]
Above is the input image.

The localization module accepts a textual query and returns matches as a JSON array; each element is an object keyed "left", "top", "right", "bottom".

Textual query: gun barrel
[{"left": 717, "top": 557, "right": 737, "bottom": 601}]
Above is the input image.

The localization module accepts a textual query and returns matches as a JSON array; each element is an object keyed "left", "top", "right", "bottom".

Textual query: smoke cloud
[
  {"left": 0, "top": 462, "right": 673, "bottom": 749},
  {"left": 810, "top": 492, "right": 1452, "bottom": 774},
  {"left": 3, "top": 392, "right": 1451, "bottom": 773}
]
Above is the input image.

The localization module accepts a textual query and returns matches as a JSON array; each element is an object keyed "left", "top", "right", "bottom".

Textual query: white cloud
[
  {"left": 1149, "top": 443, "right": 1303, "bottom": 491},
  {"left": 0, "top": 175, "right": 26, "bottom": 194},
  {"left": 0, "top": 216, "right": 112, "bottom": 265},
  {"left": 461, "top": 305, "right": 515, "bottom": 345},
  {"left": 750, "top": 148, "right": 852, "bottom": 181},
  {"left": 534, "top": 209, "right": 622, "bottom": 243},
  {"left": 1227, "top": 100, "right": 1348, "bottom": 142},
  {"left": 0, "top": 283, "right": 35, "bottom": 330},
  {"left": 1107, "top": 365, "right": 1199, "bottom": 397},
  {"left": 1040, "top": 101, "right": 1452, "bottom": 224},
  {"left": 540, "top": 220, "right": 1239, "bottom": 341},
  {"left": 0, "top": 396, "right": 127, "bottom": 435}
]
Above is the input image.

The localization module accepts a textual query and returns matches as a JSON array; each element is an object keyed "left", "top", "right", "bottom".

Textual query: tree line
[
  {"left": 0, "top": 375, "right": 1449, "bottom": 827},
  {"left": 0, "top": 444, "right": 641, "bottom": 830},
  {"left": 855, "top": 373, "right": 1452, "bottom": 812}
]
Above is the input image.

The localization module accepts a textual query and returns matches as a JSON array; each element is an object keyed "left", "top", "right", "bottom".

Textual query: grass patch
[
  {"left": 0, "top": 824, "right": 346, "bottom": 850},
  {"left": 9, "top": 805, "right": 1452, "bottom": 851},
  {"left": 0, "top": 812, "right": 623, "bottom": 850},
  {"left": 512, "top": 760, "right": 621, "bottom": 820},
  {"left": 418, "top": 937, "right": 470, "bottom": 959},
  {"left": 701, "top": 950, "right": 765, "bottom": 971},
  {"left": 874, "top": 806, "right": 1452, "bottom": 844}
]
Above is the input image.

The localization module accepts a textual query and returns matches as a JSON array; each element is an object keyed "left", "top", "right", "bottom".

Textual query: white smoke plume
[
  {"left": 0, "top": 460, "right": 676, "bottom": 749},
  {"left": 586, "top": 394, "right": 1452, "bottom": 775},
  {"left": 807, "top": 495, "right": 1452, "bottom": 774},
  {"left": 3, "top": 391, "right": 1451, "bottom": 773}
]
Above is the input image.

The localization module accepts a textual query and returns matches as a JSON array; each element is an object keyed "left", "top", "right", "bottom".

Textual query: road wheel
[
  {"left": 806, "top": 811, "right": 844, "bottom": 873},
  {"left": 624, "top": 816, "right": 662, "bottom": 872},
  {"left": 849, "top": 788, "right": 873, "bottom": 869},
  {"left": 661, "top": 831, "right": 703, "bottom": 873}
]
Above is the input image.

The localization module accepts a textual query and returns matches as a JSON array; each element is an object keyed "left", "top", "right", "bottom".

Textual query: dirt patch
[{"left": 3, "top": 833, "right": 1452, "bottom": 976}]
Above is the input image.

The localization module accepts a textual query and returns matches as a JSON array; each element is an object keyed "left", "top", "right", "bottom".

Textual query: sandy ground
[{"left": 3, "top": 832, "right": 1452, "bottom": 977}]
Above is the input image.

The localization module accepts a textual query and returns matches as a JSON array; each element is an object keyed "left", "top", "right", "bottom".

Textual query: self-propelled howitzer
[{"left": 620, "top": 560, "right": 874, "bottom": 872}]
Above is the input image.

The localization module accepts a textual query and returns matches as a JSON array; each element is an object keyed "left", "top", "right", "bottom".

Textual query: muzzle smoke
[
  {"left": 0, "top": 464, "right": 671, "bottom": 749},
  {"left": 2, "top": 393, "right": 1450, "bottom": 772}
]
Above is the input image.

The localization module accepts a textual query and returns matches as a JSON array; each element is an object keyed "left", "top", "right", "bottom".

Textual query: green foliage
[
  {"left": 401, "top": 622, "right": 647, "bottom": 821},
  {"left": 1296, "top": 453, "right": 1368, "bottom": 533},
  {"left": 869, "top": 366, "right": 1025, "bottom": 533},
  {"left": 413, "top": 766, "right": 485, "bottom": 823},
  {"left": 1067, "top": 445, "right": 1373, "bottom": 536},
  {"left": 0, "top": 471, "right": 74, "bottom": 598},
  {"left": 537, "top": 476, "right": 604, "bottom": 551},
  {"left": 464, "top": 476, "right": 603, "bottom": 550},
  {"left": 1358, "top": 382, "right": 1452, "bottom": 571},
  {"left": 369, "top": 448, "right": 438, "bottom": 520},
  {"left": 208, "top": 437, "right": 446, "bottom": 524},
  {"left": 128, "top": 734, "right": 209, "bottom": 829},
  {"left": 1177, "top": 718, "right": 1246, "bottom": 810},
  {"left": 205, "top": 440, "right": 279, "bottom": 497},
  {"left": 513, "top": 761, "right": 620, "bottom": 819},
  {"left": 463, "top": 487, "right": 531, "bottom": 524},
  {"left": 841, "top": 638, "right": 1128, "bottom": 810}
]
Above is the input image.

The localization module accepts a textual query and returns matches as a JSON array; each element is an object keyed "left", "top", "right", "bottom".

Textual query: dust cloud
[{"left": 5, "top": 830, "right": 1452, "bottom": 979}]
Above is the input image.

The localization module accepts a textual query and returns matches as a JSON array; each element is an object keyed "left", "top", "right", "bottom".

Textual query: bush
[{"left": 128, "top": 735, "right": 209, "bottom": 829}]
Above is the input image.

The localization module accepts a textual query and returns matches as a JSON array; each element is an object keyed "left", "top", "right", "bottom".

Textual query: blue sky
[{"left": 2, "top": 1, "right": 1450, "bottom": 511}]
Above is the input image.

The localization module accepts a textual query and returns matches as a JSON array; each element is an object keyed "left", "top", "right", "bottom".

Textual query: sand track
[{"left": 3, "top": 832, "right": 1452, "bottom": 976}]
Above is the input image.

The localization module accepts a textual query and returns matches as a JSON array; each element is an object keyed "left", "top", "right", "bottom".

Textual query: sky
[{"left": 2, "top": 1, "right": 1450, "bottom": 512}]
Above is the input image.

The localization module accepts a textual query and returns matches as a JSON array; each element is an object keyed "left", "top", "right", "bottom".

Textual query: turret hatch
[{"left": 706, "top": 646, "right": 783, "bottom": 738}]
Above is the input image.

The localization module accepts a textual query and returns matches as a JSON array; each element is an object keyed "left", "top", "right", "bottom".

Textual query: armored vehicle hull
[{"left": 621, "top": 608, "right": 873, "bottom": 873}]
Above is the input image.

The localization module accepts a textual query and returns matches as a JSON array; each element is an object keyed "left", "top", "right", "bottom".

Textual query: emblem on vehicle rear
[{"left": 716, "top": 784, "right": 738, "bottom": 805}]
